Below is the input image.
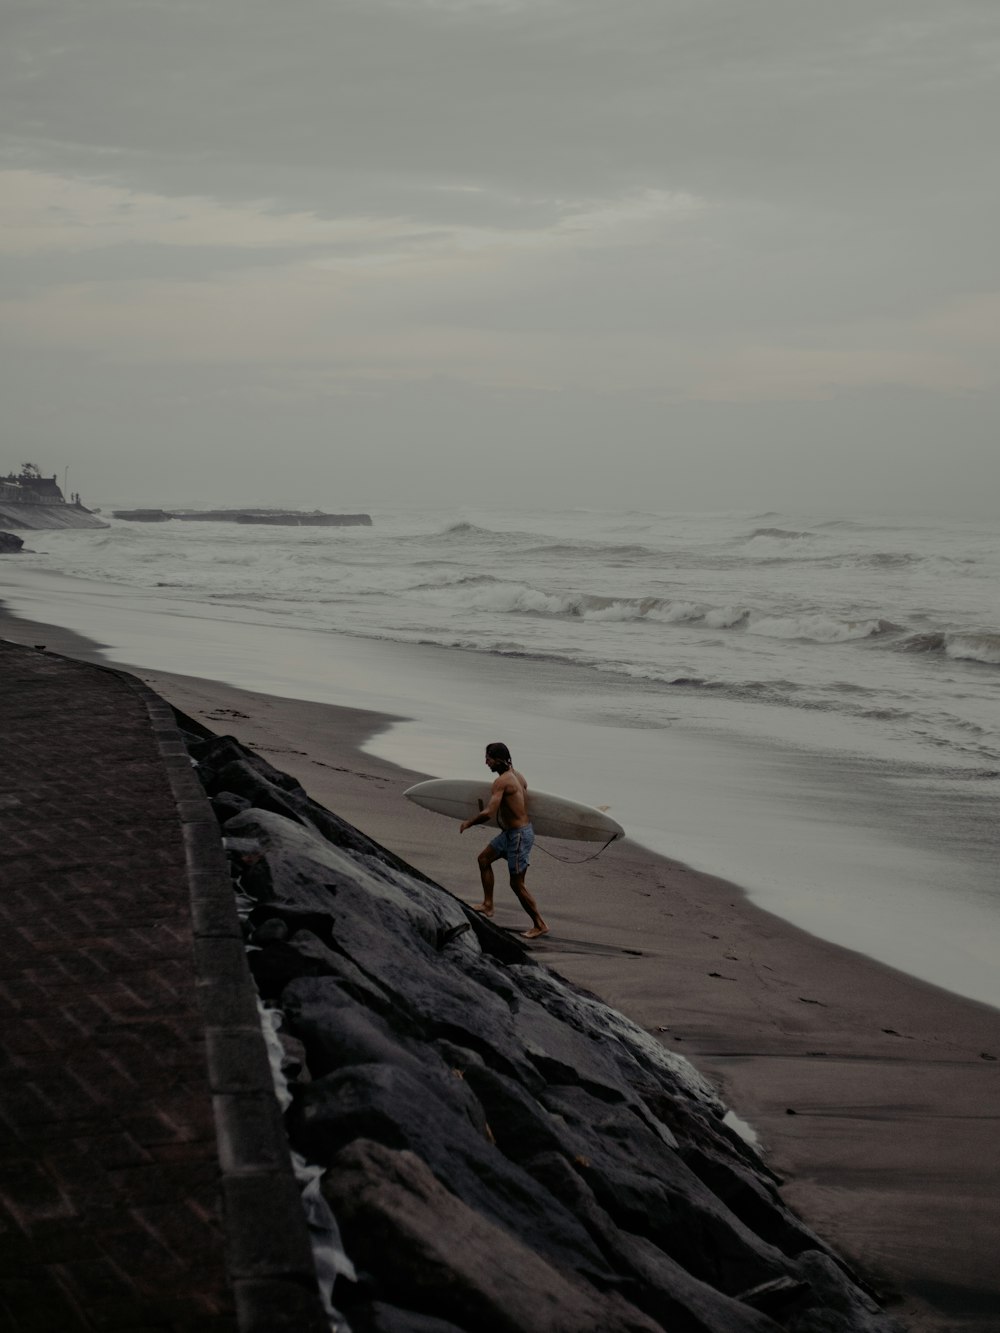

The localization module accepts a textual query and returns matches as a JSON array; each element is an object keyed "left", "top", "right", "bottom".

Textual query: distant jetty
[
  {"left": 112, "top": 508, "right": 373, "bottom": 527},
  {"left": 1, "top": 463, "right": 108, "bottom": 530},
  {"left": 111, "top": 508, "right": 173, "bottom": 522}
]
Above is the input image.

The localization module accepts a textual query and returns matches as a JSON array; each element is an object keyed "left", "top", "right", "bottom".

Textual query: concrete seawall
[{"left": 0, "top": 503, "right": 108, "bottom": 530}]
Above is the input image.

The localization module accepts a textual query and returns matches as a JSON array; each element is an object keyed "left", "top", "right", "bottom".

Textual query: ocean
[{"left": 4, "top": 506, "right": 998, "bottom": 1007}]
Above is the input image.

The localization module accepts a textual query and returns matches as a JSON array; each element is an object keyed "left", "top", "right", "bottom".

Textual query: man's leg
[
  {"left": 473, "top": 846, "right": 501, "bottom": 917},
  {"left": 509, "top": 871, "right": 548, "bottom": 938}
]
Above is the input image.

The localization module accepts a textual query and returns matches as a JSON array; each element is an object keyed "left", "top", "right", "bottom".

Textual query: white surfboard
[{"left": 403, "top": 778, "right": 624, "bottom": 844}]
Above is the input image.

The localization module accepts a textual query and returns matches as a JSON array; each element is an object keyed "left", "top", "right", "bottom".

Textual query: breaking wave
[
  {"left": 747, "top": 527, "right": 812, "bottom": 541},
  {"left": 859, "top": 552, "right": 921, "bottom": 569},
  {"left": 522, "top": 541, "right": 662, "bottom": 562},
  {"left": 748, "top": 615, "right": 903, "bottom": 642},
  {"left": 438, "top": 521, "right": 502, "bottom": 539},
  {"left": 946, "top": 631, "right": 1000, "bottom": 666},
  {"left": 898, "top": 632, "right": 947, "bottom": 654},
  {"left": 405, "top": 578, "right": 910, "bottom": 644},
  {"left": 896, "top": 630, "right": 1000, "bottom": 666}
]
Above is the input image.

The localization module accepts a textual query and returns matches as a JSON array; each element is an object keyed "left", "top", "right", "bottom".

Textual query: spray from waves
[{"left": 90, "top": 528, "right": 140, "bottom": 547}]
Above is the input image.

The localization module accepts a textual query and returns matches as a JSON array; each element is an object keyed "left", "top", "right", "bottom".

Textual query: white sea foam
[
  {"left": 747, "top": 613, "right": 889, "bottom": 642},
  {"left": 703, "top": 605, "right": 750, "bottom": 629}
]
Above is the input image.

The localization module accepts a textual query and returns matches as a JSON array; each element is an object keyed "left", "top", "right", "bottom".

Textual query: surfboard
[{"left": 403, "top": 778, "right": 624, "bottom": 843}]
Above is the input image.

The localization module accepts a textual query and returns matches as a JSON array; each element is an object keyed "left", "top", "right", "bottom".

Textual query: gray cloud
[{"left": 1, "top": 0, "right": 998, "bottom": 513}]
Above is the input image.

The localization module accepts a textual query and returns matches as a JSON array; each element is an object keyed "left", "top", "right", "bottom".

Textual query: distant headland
[{"left": 0, "top": 463, "right": 107, "bottom": 531}]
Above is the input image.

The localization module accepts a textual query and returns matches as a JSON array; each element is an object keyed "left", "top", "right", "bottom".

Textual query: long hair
[{"left": 485, "top": 741, "right": 512, "bottom": 771}]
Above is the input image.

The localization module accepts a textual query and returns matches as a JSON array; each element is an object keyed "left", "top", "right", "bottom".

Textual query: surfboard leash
[{"left": 534, "top": 832, "right": 621, "bottom": 864}]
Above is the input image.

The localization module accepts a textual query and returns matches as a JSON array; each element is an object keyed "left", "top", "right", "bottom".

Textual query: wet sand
[{"left": 3, "top": 607, "right": 998, "bottom": 1332}]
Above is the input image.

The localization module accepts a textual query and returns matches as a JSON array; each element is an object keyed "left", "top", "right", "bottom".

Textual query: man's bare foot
[
  {"left": 471, "top": 902, "right": 495, "bottom": 918},
  {"left": 520, "top": 925, "right": 549, "bottom": 939}
]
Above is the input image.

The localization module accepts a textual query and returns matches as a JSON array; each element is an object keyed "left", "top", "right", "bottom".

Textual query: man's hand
[{"left": 461, "top": 795, "right": 494, "bottom": 835}]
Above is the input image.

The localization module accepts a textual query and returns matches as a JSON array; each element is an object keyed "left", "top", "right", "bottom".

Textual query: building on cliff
[
  {"left": 1, "top": 463, "right": 65, "bottom": 503},
  {"left": 0, "top": 463, "right": 108, "bottom": 530}
]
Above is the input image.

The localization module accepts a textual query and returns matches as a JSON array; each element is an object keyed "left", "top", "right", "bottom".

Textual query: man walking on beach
[{"left": 459, "top": 742, "right": 549, "bottom": 939}]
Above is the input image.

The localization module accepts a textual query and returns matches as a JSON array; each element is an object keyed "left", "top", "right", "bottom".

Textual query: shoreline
[
  {"left": 2, "top": 562, "right": 996, "bottom": 1010},
  {"left": 3, "top": 605, "right": 999, "bottom": 1330}
]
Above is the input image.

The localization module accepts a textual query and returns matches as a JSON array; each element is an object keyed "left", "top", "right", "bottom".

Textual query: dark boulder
[
  {"left": 291, "top": 1063, "right": 615, "bottom": 1285},
  {"left": 192, "top": 730, "right": 444, "bottom": 884},
  {"left": 247, "top": 939, "right": 340, "bottom": 1001},
  {"left": 323, "top": 1138, "right": 662, "bottom": 1333},
  {"left": 524, "top": 1151, "right": 783, "bottom": 1333},
  {"left": 211, "top": 789, "right": 253, "bottom": 823},
  {"left": 538, "top": 1084, "right": 791, "bottom": 1297},
  {"left": 679, "top": 1146, "right": 833, "bottom": 1261}
]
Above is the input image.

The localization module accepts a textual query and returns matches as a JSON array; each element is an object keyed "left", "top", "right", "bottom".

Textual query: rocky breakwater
[
  {"left": 173, "top": 509, "right": 373, "bottom": 526},
  {"left": 111, "top": 508, "right": 373, "bottom": 525},
  {"left": 179, "top": 721, "right": 901, "bottom": 1333}
]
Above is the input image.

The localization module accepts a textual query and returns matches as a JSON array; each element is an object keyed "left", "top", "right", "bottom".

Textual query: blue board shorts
[{"left": 490, "top": 825, "right": 535, "bottom": 875}]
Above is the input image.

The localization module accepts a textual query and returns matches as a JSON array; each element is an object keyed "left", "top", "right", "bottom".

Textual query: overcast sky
[{"left": 2, "top": 0, "right": 998, "bottom": 513}]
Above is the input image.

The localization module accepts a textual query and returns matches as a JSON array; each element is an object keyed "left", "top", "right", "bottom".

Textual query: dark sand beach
[{"left": 2, "top": 606, "right": 998, "bottom": 1333}]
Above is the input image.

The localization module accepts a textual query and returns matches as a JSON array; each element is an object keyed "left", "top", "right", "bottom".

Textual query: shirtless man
[{"left": 459, "top": 741, "right": 549, "bottom": 939}]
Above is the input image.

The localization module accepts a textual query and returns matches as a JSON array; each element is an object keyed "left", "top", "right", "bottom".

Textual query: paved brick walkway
[{"left": 0, "top": 641, "right": 325, "bottom": 1333}]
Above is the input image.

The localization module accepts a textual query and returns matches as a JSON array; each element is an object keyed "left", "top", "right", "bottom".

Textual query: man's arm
[{"left": 459, "top": 777, "right": 507, "bottom": 833}]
